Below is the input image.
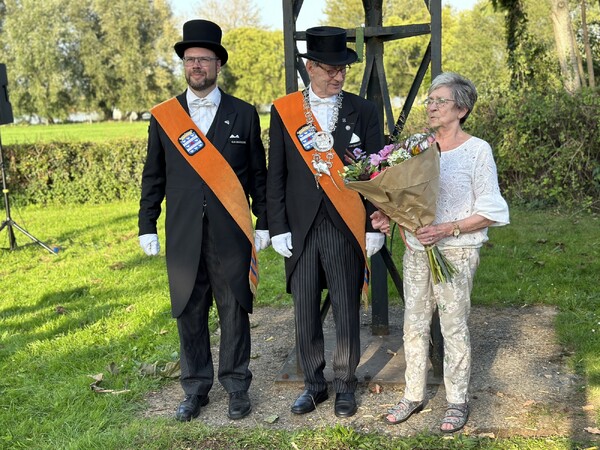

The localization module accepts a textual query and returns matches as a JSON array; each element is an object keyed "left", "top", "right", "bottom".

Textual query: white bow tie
[
  {"left": 311, "top": 97, "right": 336, "bottom": 106},
  {"left": 190, "top": 98, "right": 215, "bottom": 110}
]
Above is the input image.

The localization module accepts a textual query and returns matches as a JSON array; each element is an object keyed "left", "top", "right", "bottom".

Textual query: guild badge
[
  {"left": 179, "top": 130, "right": 205, "bottom": 155},
  {"left": 296, "top": 124, "right": 315, "bottom": 151}
]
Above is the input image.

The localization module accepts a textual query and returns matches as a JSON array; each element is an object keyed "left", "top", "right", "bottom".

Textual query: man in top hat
[
  {"left": 267, "top": 26, "right": 385, "bottom": 417},
  {"left": 138, "top": 19, "right": 269, "bottom": 422}
]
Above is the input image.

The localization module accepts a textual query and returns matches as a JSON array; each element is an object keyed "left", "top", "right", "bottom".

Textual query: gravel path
[{"left": 144, "top": 305, "right": 597, "bottom": 442}]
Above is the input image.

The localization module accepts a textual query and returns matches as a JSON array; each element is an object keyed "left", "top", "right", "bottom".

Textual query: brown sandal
[{"left": 440, "top": 403, "right": 469, "bottom": 433}]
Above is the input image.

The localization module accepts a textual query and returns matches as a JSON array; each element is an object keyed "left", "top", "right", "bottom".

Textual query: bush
[
  {"left": 3, "top": 139, "right": 147, "bottom": 204},
  {"left": 470, "top": 87, "right": 600, "bottom": 211}
]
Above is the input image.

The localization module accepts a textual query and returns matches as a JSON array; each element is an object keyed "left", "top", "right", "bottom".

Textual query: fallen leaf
[
  {"left": 89, "top": 373, "right": 103, "bottom": 382},
  {"left": 139, "top": 362, "right": 158, "bottom": 376},
  {"left": 477, "top": 432, "right": 496, "bottom": 439},
  {"left": 126, "top": 305, "right": 135, "bottom": 312},
  {"left": 369, "top": 383, "right": 383, "bottom": 394},
  {"left": 523, "top": 400, "right": 536, "bottom": 407},
  {"left": 106, "top": 362, "right": 120, "bottom": 375},
  {"left": 496, "top": 391, "right": 505, "bottom": 398},
  {"left": 55, "top": 306, "right": 67, "bottom": 315},
  {"left": 582, "top": 404, "right": 595, "bottom": 411},
  {"left": 159, "top": 361, "right": 180, "bottom": 378},
  {"left": 264, "top": 414, "right": 279, "bottom": 424},
  {"left": 265, "top": 336, "right": 274, "bottom": 342},
  {"left": 158, "top": 329, "right": 168, "bottom": 335},
  {"left": 584, "top": 427, "right": 600, "bottom": 435},
  {"left": 386, "top": 349, "right": 397, "bottom": 356},
  {"left": 88, "top": 373, "right": 131, "bottom": 395}
]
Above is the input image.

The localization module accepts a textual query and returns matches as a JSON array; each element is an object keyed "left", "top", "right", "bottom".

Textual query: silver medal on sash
[{"left": 313, "top": 130, "right": 334, "bottom": 152}]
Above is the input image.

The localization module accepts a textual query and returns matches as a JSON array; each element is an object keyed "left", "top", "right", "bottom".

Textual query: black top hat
[
  {"left": 174, "top": 19, "right": 229, "bottom": 66},
  {"left": 299, "top": 26, "right": 358, "bottom": 66}
]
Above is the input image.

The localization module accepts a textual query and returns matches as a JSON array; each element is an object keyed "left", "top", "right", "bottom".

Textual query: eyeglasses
[
  {"left": 315, "top": 62, "right": 349, "bottom": 78},
  {"left": 182, "top": 56, "right": 219, "bottom": 67},
  {"left": 424, "top": 97, "right": 455, "bottom": 108}
]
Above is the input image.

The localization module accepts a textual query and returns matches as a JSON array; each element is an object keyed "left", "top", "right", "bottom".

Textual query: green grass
[
  {"left": 0, "top": 202, "right": 598, "bottom": 449},
  {"left": 0, "top": 116, "right": 272, "bottom": 145}
]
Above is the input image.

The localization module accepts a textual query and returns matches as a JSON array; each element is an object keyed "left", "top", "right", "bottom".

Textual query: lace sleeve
[{"left": 472, "top": 142, "right": 510, "bottom": 226}]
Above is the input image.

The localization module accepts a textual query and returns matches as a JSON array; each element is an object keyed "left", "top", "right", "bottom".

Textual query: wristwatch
[{"left": 452, "top": 222, "right": 461, "bottom": 238}]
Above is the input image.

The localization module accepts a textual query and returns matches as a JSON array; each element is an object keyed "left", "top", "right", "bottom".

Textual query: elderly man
[
  {"left": 267, "top": 26, "right": 385, "bottom": 418},
  {"left": 138, "top": 19, "right": 269, "bottom": 422}
]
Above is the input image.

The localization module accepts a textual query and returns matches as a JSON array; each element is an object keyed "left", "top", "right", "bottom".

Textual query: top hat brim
[
  {"left": 174, "top": 41, "right": 229, "bottom": 66},
  {"left": 299, "top": 48, "right": 358, "bottom": 66}
]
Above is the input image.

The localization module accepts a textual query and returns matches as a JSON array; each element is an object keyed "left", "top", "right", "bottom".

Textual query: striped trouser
[
  {"left": 402, "top": 247, "right": 480, "bottom": 404},
  {"left": 289, "top": 217, "right": 363, "bottom": 393}
]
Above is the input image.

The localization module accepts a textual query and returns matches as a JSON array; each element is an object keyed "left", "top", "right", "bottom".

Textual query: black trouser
[
  {"left": 177, "top": 215, "right": 252, "bottom": 396},
  {"left": 290, "top": 217, "right": 362, "bottom": 393}
]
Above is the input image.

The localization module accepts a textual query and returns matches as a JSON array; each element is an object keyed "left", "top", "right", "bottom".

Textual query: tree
[
  {"left": 1, "top": 0, "right": 181, "bottom": 121},
  {"left": 75, "top": 0, "right": 181, "bottom": 118},
  {"left": 579, "top": 0, "right": 596, "bottom": 87},
  {"left": 443, "top": 1, "right": 510, "bottom": 94},
  {"left": 550, "top": 0, "right": 583, "bottom": 92},
  {"left": 195, "top": 0, "right": 263, "bottom": 33},
  {"left": 220, "top": 28, "right": 285, "bottom": 107}
]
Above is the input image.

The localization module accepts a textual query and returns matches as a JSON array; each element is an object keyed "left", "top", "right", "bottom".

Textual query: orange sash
[
  {"left": 273, "top": 92, "right": 369, "bottom": 297},
  {"left": 151, "top": 97, "right": 258, "bottom": 295}
]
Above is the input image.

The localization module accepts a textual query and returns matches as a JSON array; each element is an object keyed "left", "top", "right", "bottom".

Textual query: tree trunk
[
  {"left": 550, "top": 0, "right": 582, "bottom": 93},
  {"left": 581, "top": 0, "right": 596, "bottom": 87}
]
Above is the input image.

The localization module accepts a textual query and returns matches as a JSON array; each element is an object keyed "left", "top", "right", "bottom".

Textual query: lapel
[
  {"left": 333, "top": 92, "right": 357, "bottom": 161},
  {"left": 207, "top": 89, "right": 237, "bottom": 153}
]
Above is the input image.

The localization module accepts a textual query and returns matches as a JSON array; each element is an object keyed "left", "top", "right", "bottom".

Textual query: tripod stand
[{"left": 0, "top": 132, "right": 56, "bottom": 254}]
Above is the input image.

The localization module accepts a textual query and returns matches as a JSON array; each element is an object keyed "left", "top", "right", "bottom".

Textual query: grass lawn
[
  {"left": 0, "top": 201, "right": 598, "bottom": 449},
  {"left": 0, "top": 116, "right": 272, "bottom": 145}
]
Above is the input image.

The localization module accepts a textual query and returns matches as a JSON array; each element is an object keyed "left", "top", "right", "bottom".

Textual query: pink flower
[
  {"left": 369, "top": 154, "right": 382, "bottom": 166},
  {"left": 379, "top": 144, "right": 395, "bottom": 158}
]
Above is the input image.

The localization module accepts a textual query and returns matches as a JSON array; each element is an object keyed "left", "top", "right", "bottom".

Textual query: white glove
[
  {"left": 139, "top": 233, "right": 160, "bottom": 256},
  {"left": 254, "top": 229, "right": 271, "bottom": 252},
  {"left": 365, "top": 232, "right": 385, "bottom": 257},
  {"left": 271, "top": 232, "right": 293, "bottom": 258}
]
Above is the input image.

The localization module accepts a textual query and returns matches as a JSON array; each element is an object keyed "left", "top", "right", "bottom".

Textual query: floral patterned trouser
[{"left": 402, "top": 247, "right": 480, "bottom": 404}]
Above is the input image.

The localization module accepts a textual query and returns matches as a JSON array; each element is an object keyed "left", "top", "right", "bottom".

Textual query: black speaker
[{"left": 0, "top": 63, "right": 14, "bottom": 125}]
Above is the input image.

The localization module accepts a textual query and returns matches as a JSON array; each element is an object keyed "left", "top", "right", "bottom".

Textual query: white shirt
[
  {"left": 308, "top": 84, "right": 338, "bottom": 133},
  {"left": 406, "top": 136, "right": 510, "bottom": 250},
  {"left": 187, "top": 87, "right": 221, "bottom": 135}
]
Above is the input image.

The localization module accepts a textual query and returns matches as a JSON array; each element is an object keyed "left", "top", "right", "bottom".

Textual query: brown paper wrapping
[{"left": 344, "top": 144, "right": 440, "bottom": 233}]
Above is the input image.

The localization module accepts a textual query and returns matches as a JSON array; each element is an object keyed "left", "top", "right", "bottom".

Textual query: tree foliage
[
  {"left": 220, "top": 28, "right": 285, "bottom": 107},
  {"left": 442, "top": 1, "right": 510, "bottom": 94},
  {"left": 0, "top": 0, "right": 180, "bottom": 121},
  {"left": 194, "top": 0, "right": 263, "bottom": 33}
]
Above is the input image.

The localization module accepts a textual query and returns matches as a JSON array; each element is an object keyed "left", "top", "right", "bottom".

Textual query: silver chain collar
[
  {"left": 302, "top": 88, "right": 344, "bottom": 135},
  {"left": 302, "top": 87, "right": 344, "bottom": 190}
]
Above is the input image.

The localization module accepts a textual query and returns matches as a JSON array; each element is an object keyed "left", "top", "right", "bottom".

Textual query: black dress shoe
[
  {"left": 291, "top": 389, "right": 329, "bottom": 415},
  {"left": 228, "top": 391, "right": 252, "bottom": 420},
  {"left": 334, "top": 393, "right": 357, "bottom": 418},
  {"left": 175, "top": 394, "right": 209, "bottom": 422}
]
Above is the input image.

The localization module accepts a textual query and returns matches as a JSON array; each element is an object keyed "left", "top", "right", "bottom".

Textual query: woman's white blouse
[{"left": 405, "top": 136, "right": 510, "bottom": 250}]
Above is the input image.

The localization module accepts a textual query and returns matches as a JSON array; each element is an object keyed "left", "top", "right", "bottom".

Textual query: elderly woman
[{"left": 372, "top": 72, "right": 509, "bottom": 433}]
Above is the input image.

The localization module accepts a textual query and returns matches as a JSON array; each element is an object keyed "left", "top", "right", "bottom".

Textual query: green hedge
[
  {"left": 2, "top": 139, "right": 147, "bottom": 205},
  {"left": 470, "top": 87, "right": 600, "bottom": 211},
  {"left": 3, "top": 87, "right": 600, "bottom": 211}
]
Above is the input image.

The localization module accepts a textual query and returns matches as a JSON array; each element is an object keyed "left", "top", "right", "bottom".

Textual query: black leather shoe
[
  {"left": 291, "top": 389, "right": 329, "bottom": 415},
  {"left": 228, "top": 391, "right": 252, "bottom": 420},
  {"left": 334, "top": 393, "right": 357, "bottom": 418},
  {"left": 175, "top": 394, "right": 209, "bottom": 422}
]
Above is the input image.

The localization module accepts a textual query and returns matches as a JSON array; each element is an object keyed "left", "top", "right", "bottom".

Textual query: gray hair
[{"left": 429, "top": 72, "right": 477, "bottom": 124}]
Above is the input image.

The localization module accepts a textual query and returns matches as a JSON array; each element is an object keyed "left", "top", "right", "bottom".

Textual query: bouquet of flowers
[{"left": 341, "top": 131, "right": 456, "bottom": 284}]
